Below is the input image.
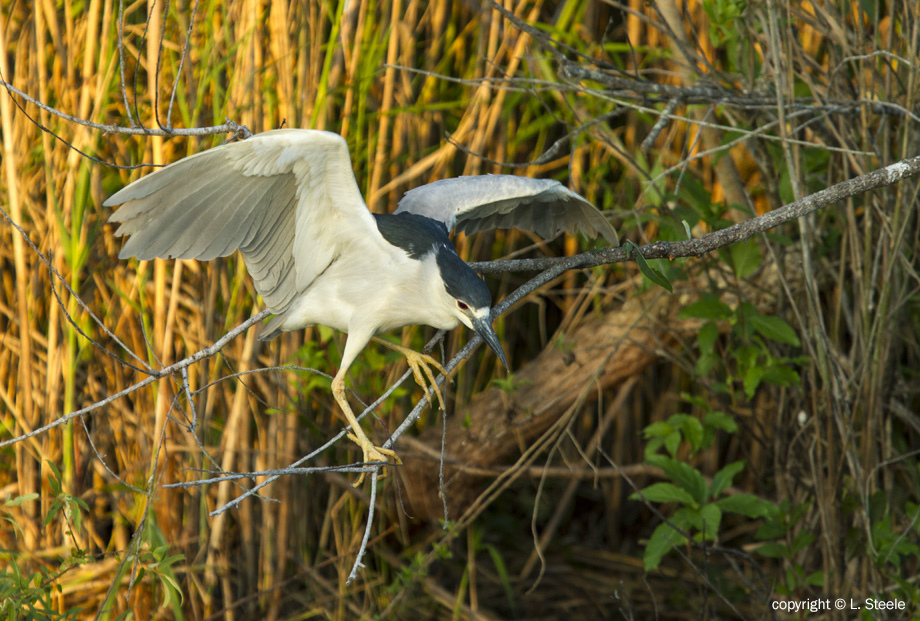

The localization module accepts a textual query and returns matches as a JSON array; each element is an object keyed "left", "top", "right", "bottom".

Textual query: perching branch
[{"left": 470, "top": 155, "right": 920, "bottom": 274}]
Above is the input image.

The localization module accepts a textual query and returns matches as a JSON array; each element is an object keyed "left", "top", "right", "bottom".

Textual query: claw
[
  {"left": 346, "top": 432, "right": 402, "bottom": 486},
  {"left": 373, "top": 337, "right": 452, "bottom": 409}
]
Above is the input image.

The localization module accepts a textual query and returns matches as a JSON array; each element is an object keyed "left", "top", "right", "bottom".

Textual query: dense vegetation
[{"left": 1, "top": 0, "right": 918, "bottom": 618}]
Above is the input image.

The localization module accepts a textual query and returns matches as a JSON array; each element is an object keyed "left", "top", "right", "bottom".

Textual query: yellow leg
[
  {"left": 332, "top": 375, "right": 401, "bottom": 486},
  {"left": 372, "top": 337, "right": 452, "bottom": 410}
]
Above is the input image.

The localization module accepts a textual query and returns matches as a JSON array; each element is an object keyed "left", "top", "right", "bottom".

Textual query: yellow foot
[
  {"left": 373, "top": 337, "right": 452, "bottom": 410},
  {"left": 347, "top": 432, "right": 402, "bottom": 486}
]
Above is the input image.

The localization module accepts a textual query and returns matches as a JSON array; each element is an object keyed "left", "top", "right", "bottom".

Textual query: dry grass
[{"left": 1, "top": 0, "right": 919, "bottom": 618}]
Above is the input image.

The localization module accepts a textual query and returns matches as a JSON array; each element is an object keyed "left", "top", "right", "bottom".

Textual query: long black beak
[{"left": 472, "top": 315, "right": 508, "bottom": 370}]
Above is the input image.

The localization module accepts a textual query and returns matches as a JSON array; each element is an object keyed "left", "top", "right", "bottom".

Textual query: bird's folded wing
[
  {"left": 395, "top": 175, "right": 618, "bottom": 246},
  {"left": 105, "top": 129, "right": 379, "bottom": 312}
]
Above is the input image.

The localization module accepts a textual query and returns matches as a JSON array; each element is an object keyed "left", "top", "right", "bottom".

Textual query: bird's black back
[
  {"left": 373, "top": 212, "right": 449, "bottom": 259},
  {"left": 374, "top": 212, "right": 491, "bottom": 309}
]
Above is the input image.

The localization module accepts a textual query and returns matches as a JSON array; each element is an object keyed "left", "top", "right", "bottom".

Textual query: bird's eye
[{"left": 457, "top": 301, "right": 469, "bottom": 310}]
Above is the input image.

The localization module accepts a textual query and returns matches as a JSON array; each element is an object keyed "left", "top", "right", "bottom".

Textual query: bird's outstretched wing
[
  {"left": 395, "top": 175, "right": 618, "bottom": 246},
  {"left": 105, "top": 129, "right": 380, "bottom": 313}
]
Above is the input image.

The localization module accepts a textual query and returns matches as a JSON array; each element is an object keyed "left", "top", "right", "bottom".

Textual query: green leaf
[
  {"left": 643, "top": 521, "right": 687, "bottom": 571},
  {"left": 44, "top": 498, "right": 64, "bottom": 526},
  {"left": 156, "top": 553, "right": 186, "bottom": 568},
  {"left": 805, "top": 571, "right": 825, "bottom": 587},
  {"left": 47, "top": 471, "right": 62, "bottom": 496},
  {"left": 631, "top": 482, "right": 696, "bottom": 506},
  {"left": 868, "top": 489, "right": 888, "bottom": 523},
  {"left": 4, "top": 494, "right": 39, "bottom": 507},
  {"left": 677, "top": 177, "right": 719, "bottom": 221},
  {"left": 790, "top": 530, "right": 816, "bottom": 554},
  {"left": 649, "top": 456, "right": 708, "bottom": 505},
  {"left": 730, "top": 239, "right": 762, "bottom": 278},
  {"left": 697, "top": 504, "right": 723, "bottom": 541},
  {"left": 680, "top": 296, "right": 732, "bottom": 320},
  {"left": 643, "top": 421, "right": 676, "bottom": 438},
  {"left": 744, "top": 365, "right": 764, "bottom": 399},
  {"left": 679, "top": 417, "right": 705, "bottom": 452},
  {"left": 763, "top": 365, "right": 800, "bottom": 387},
  {"left": 624, "top": 241, "right": 673, "bottom": 293},
  {"left": 158, "top": 573, "right": 183, "bottom": 607},
  {"left": 749, "top": 314, "right": 801, "bottom": 346},
  {"left": 703, "top": 411, "right": 738, "bottom": 434},
  {"left": 734, "top": 346, "right": 759, "bottom": 371},
  {"left": 72, "top": 496, "right": 90, "bottom": 513},
  {"left": 695, "top": 352, "right": 719, "bottom": 376},
  {"left": 316, "top": 325, "right": 335, "bottom": 341},
  {"left": 711, "top": 461, "right": 745, "bottom": 497},
  {"left": 756, "top": 541, "right": 787, "bottom": 559},
  {"left": 716, "top": 494, "right": 773, "bottom": 518},
  {"left": 484, "top": 545, "right": 517, "bottom": 615},
  {"left": 697, "top": 321, "right": 719, "bottom": 354},
  {"left": 664, "top": 430, "right": 681, "bottom": 457},
  {"left": 756, "top": 519, "right": 787, "bottom": 540}
]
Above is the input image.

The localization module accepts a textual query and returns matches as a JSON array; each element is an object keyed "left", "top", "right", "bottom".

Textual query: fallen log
[{"left": 399, "top": 285, "right": 687, "bottom": 520}]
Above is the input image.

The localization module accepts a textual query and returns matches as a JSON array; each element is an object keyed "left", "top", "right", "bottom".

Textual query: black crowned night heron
[{"left": 105, "top": 129, "right": 618, "bottom": 483}]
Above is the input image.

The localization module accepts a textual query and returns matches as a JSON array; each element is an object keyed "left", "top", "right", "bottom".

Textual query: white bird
[{"left": 105, "top": 129, "right": 618, "bottom": 483}]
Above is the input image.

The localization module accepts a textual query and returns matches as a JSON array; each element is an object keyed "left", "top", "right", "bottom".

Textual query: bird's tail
[{"left": 258, "top": 313, "right": 288, "bottom": 341}]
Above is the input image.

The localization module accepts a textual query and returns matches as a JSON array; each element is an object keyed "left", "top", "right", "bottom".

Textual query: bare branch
[
  {"left": 348, "top": 471, "right": 378, "bottom": 585},
  {"left": 0, "top": 78, "right": 250, "bottom": 139},
  {"left": 167, "top": 0, "right": 202, "bottom": 128},
  {"left": 116, "top": 0, "right": 135, "bottom": 127},
  {"left": 469, "top": 155, "right": 920, "bottom": 274},
  {"left": 0, "top": 310, "right": 271, "bottom": 449}
]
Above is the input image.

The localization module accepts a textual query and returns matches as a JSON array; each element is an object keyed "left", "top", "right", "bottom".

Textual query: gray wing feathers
[
  {"left": 111, "top": 161, "right": 264, "bottom": 260},
  {"left": 105, "top": 130, "right": 373, "bottom": 315},
  {"left": 107, "top": 153, "right": 300, "bottom": 310},
  {"left": 396, "top": 175, "right": 618, "bottom": 245},
  {"left": 238, "top": 183, "right": 298, "bottom": 309}
]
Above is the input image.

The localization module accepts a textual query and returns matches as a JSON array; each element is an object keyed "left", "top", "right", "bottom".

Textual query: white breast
[{"left": 277, "top": 243, "right": 462, "bottom": 336}]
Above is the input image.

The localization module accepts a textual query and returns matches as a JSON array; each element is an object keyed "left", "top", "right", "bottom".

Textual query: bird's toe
[{"left": 346, "top": 433, "right": 401, "bottom": 486}]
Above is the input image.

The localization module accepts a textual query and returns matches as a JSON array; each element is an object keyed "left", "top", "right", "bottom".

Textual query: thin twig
[
  {"left": 347, "top": 471, "right": 378, "bottom": 585},
  {"left": 167, "top": 0, "right": 201, "bottom": 128},
  {"left": 205, "top": 362, "right": 417, "bottom": 516},
  {"left": 115, "top": 0, "right": 135, "bottom": 128},
  {"left": 0, "top": 78, "right": 249, "bottom": 138},
  {"left": 0, "top": 310, "right": 271, "bottom": 449},
  {"left": 0, "top": 204, "right": 152, "bottom": 373}
]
